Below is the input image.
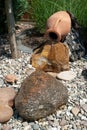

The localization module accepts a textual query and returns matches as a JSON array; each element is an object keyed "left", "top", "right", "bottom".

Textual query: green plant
[
  {"left": 31, "top": 0, "right": 87, "bottom": 33},
  {"left": 0, "top": 1, "right": 7, "bottom": 34},
  {"left": 13, "top": 0, "right": 30, "bottom": 20},
  {"left": 0, "top": 0, "right": 30, "bottom": 34}
]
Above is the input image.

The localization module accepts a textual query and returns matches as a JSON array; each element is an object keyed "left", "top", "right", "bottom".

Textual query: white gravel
[
  {"left": 0, "top": 50, "right": 87, "bottom": 130},
  {"left": 0, "top": 29, "right": 87, "bottom": 130}
]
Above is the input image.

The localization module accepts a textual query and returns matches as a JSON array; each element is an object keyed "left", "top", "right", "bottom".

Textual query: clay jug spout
[
  {"left": 45, "top": 28, "right": 61, "bottom": 42},
  {"left": 45, "top": 11, "right": 71, "bottom": 42}
]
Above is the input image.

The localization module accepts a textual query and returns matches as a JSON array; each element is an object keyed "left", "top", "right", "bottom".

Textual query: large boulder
[
  {"left": 31, "top": 42, "right": 69, "bottom": 73},
  {"left": 15, "top": 70, "right": 68, "bottom": 121}
]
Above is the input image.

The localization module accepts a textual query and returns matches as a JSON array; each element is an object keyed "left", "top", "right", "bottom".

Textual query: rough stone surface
[
  {"left": 31, "top": 42, "right": 69, "bottom": 72},
  {"left": 15, "top": 70, "right": 68, "bottom": 121},
  {"left": 64, "top": 28, "right": 85, "bottom": 61}
]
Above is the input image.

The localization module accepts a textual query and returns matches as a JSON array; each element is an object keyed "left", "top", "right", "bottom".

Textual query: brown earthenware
[{"left": 45, "top": 11, "right": 71, "bottom": 42}]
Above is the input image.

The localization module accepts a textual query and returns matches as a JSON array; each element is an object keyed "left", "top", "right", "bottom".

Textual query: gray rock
[
  {"left": 17, "top": 39, "right": 33, "bottom": 53},
  {"left": 32, "top": 124, "right": 39, "bottom": 130},
  {"left": 2, "top": 125, "right": 12, "bottom": 130},
  {"left": 80, "top": 120, "right": 87, "bottom": 127},
  {"left": 81, "top": 104, "right": 87, "bottom": 113},
  {"left": 64, "top": 28, "right": 85, "bottom": 61},
  {"left": 15, "top": 70, "right": 68, "bottom": 121}
]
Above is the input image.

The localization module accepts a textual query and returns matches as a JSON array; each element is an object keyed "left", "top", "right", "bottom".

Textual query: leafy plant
[
  {"left": 0, "top": 1, "right": 7, "bottom": 34},
  {"left": 0, "top": 0, "right": 30, "bottom": 33},
  {"left": 31, "top": 0, "right": 87, "bottom": 33},
  {"left": 13, "top": 0, "right": 30, "bottom": 20}
]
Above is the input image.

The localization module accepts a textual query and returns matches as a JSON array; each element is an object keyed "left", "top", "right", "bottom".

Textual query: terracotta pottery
[{"left": 45, "top": 11, "right": 71, "bottom": 42}]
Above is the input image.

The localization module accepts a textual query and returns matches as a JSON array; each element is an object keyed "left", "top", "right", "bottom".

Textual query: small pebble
[
  {"left": 71, "top": 107, "right": 80, "bottom": 116},
  {"left": 81, "top": 104, "right": 87, "bottom": 113}
]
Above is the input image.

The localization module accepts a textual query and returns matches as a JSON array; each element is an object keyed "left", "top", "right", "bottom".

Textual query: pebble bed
[{"left": 0, "top": 35, "right": 87, "bottom": 130}]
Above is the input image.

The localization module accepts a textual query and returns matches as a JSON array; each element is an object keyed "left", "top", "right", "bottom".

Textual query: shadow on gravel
[
  {"left": 81, "top": 69, "right": 87, "bottom": 79},
  {"left": 0, "top": 34, "right": 11, "bottom": 58}
]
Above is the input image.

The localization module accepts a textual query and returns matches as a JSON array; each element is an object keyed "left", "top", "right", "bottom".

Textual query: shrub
[
  {"left": 0, "top": 1, "right": 7, "bottom": 34},
  {"left": 13, "top": 0, "right": 30, "bottom": 21},
  {"left": 31, "top": 0, "right": 87, "bottom": 33},
  {"left": 0, "top": 0, "right": 30, "bottom": 34}
]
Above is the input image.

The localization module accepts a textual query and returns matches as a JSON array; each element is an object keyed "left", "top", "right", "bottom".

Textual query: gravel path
[{"left": 0, "top": 49, "right": 87, "bottom": 130}]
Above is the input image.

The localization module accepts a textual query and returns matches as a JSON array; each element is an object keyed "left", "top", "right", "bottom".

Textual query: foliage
[
  {"left": 0, "top": 0, "right": 30, "bottom": 34},
  {"left": 31, "top": 0, "right": 87, "bottom": 33},
  {"left": 0, "top": 1, "right": 7, "bottom": 34},
  {"left": 13, "top": 0, "right": 30, "bottom": 20}
]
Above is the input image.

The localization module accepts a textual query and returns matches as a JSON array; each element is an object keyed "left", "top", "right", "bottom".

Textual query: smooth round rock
[
  {"left": 57, "top": 70, "right": 76, "bottom": 80},
  {"left": 0, "top": 87, "right": 16, "bottom": 107},
  {"left": 0, "top": 104, "right": 13, "bottom": 123}
]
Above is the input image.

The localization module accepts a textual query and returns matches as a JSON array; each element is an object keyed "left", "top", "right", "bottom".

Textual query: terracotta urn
[{"left": 45, "top": 11, "right": 71, "bottom": 42}]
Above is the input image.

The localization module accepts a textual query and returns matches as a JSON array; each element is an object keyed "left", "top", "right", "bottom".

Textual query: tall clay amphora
[{"left": 45, "top": 11, "right": 71, "bottom": 42}]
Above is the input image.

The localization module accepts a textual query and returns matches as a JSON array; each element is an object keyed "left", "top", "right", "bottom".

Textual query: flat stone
[
  {"left": 71, "top": 107, "right": 80, "bottom": 116},
  {"left": 57, "top": 70, "right": 76, "bottom": 80},
  {"left": 15, "top": 70, "right": 68, "bottom": 121},
  {"left": 0, "top": 87, "right": 16, "bottom": 107},
  {"left": 47, "top": 72, "right": 57, "bottom": 77},
  {"left": 0, "top": 104, "right": 13, "bottom": 123}
]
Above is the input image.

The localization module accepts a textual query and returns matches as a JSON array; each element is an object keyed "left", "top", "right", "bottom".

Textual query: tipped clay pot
[{"left": 45, "top": 11, "right": 71, "bottom": 42}]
